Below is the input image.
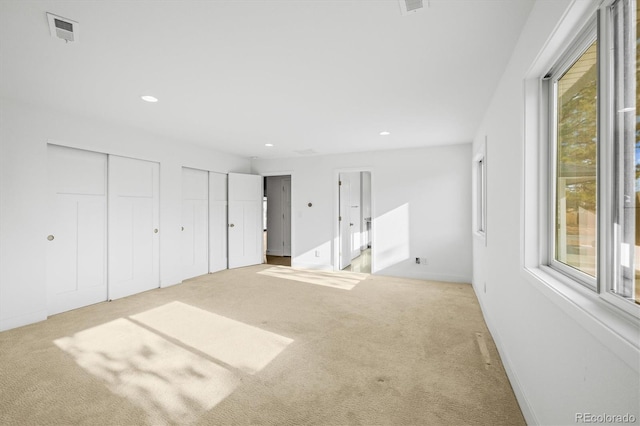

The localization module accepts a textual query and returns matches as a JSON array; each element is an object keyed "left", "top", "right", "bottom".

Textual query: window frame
[
  {"left": 522, "top": 0, "right": 639, "bottom": 367},
  {"left": 598, "top": 0, "right": 639, "bottom": 316},
  {"left": 547, "top": 19, "right": 599, "bottom": 291},
  {"left": 473, "top": 138, "right": 487, "bottom": 243},
  {"left": 542, "top": 0, "right": 639, "bottom": 319}
]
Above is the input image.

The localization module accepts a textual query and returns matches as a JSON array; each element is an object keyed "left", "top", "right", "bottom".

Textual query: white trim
[
  {"left": 0, "top": 309, "right": 47, "bottom": 332},
  {"left": 472, "top": 139, "right": 487, "bottom": 245},
  {"left": 523, "top": 266, "right": 639, "bottom": 372},
  {"left": 472, "top": 283, "right": 539, "bottom": 426}
]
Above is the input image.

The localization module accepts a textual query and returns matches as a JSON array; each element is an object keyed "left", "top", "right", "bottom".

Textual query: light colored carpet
[{"left": 0, "top": 265, "right": 525, "bottom": 425}]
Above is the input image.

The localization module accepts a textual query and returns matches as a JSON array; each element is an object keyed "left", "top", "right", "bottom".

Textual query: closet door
[
  {"left": 182, "top": 167, "right": 209, "bottom": 279},
  {"left": 228, "top": 173, "right": 263, "bottom": 269},
  {"left": 108, "top": 155, "right": 160, "bottom": 300},
  {"left": 46, "top": 145, "right": 107, "bottom": 315},
  {"left": 209, "top": 172, "right": 228, "bottom": 273}
]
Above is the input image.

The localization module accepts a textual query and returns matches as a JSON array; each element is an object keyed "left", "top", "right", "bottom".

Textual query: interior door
[
  {"left": 209, "top": 172, "right": 228, "bottom": 273},
  {"left": 182, "top": 167, "right": 209, "bottom": 279},
  {"left": 108, "top": 155, "right": 160, "bottom": 300},
  {"left": 228, "top": 173, "right": 263, "bottom": 269},
  {"left": 339, "top": 174, "right": 352, "bottom": 269},
  {"left": 46, "top": 145, "right": 107, "bottom": 315},
  {"left": 283, "top": 177, "right": 292, "bottom": 256},
  {"left": 349, "top": 172, "right": 361, "bottom": 260}
]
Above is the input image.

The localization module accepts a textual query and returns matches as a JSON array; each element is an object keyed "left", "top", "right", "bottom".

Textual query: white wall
[
  {"left": 0, "top": 98, "right": 250, "bottom": 331},
  {"left": 252, "top": 144, "right": 472, "bottom": 282},
  {"left": 472, "top": 0, "right": 640, "bottom": 424}
]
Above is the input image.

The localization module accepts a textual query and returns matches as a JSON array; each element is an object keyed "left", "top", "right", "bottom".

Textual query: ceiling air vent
[
  {"left": 47, "top": 13, "right": 79, "bottom": 43},
  {"left": 399, "top": 0, "right": 424, "bottom": 15}
]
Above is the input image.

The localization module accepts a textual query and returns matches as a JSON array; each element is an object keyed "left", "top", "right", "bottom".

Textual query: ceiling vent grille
[
  {"left": 399, "top": 0, "right": 424, "bottom": 15},
  {"left": 47, "top": 13, "right": 79, "bottom": 43}
]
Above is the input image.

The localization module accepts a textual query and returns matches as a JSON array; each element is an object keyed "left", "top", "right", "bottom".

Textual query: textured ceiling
[{"left": 0, "top": 0, "right": 534, "bottom": 159}]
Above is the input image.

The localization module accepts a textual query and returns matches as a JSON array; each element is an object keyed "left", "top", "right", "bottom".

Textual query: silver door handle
[
  {"left": 47, "top": 235, "right": 55, "bottom": 241},
  {"left": 350, "top": 223, "right": 354, "bottom": 226},
  {"left": 154, "top": 229, "right": 159, "bottom": 233},
  {"left": 229, "top": 223, "right": 235, "bottom": 228}
]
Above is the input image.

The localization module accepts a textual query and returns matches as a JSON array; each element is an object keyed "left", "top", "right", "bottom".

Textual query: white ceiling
[{"left": 0, "top": 0, "right": 534, "bottom": 160}]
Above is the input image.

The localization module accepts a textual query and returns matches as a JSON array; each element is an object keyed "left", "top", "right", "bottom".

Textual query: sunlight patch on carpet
[
  {"left": 54, "top": 318, "right": 239, "bottom": 425},
  {"left": 131, "top": 301, "right": 293, "bottom": 375},
  {"left": 258, "top": 266, "right": 367, "bottom": 290}
]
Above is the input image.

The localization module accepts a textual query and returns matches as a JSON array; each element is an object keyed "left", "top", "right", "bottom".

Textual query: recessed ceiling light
[
  {"left": 265, "top": 143, "right": 274, "bottom": 147},
  {"left": 141, "top": 95, "right": 158, "bottom": 103},
  {"left": 379, "top": 131, "right": 391, "bottom": 136}
]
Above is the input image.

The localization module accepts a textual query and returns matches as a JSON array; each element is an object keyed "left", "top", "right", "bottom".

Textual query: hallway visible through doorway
[
  {"left": 264, "top": 175, "right": 292, "bottom": 267},
  {"left": 338, "top": 171, "right": 372, "bottom": 274}
]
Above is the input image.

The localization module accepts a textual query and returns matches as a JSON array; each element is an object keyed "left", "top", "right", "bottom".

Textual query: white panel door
[
  {"left": 349, "top": 172, "right": 361, "bottom": 260},
  {"left": 209, "top": 172, "right": 228, "bottom": 273},
  {"left": 228, "top": 173, "right": 263, "bottom": 269},
  {"left": 339, "top": 174, "right": 352, "bottom": 270},
  {"left": 283, "top": 177, "right": 292, "bottom": 256},
  {"left": 46, "top": 145, "right": 107, "bottom": 315},
  {"left": 182, "top": 167, "right": 209, "bottom": 279},
  {"left": 108, "top": 155, "right": 160, "bottom": 300}
]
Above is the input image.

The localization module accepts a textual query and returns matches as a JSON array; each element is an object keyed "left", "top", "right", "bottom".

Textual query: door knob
[
  {"left": 154, "top": 229, "right": 159, "bottom": 233},
  {"left": 181, "top": 226, "right": 184, "bottom": 231},
  {"left": 350, "top": 223, "right": 354, "bottom": 226},
  {"left": 47, "top": 235, "right": 54, "bottom": 241},
  {"left": 229, "top": 223, "right": 235, "bottom": 228}
]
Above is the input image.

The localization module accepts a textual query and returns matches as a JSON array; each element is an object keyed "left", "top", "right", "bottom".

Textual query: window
[
  {"left": 477, "top": 157, "right": 486, "bottom": 234},
  {"left": 473, "top": 140, "right": 487, "bottom": 241},
  {"left": 547, "top": 0, "right": 639, "bottom": 313}
]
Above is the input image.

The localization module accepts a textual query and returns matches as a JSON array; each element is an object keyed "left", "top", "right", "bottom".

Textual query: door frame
[
  {"left": 261, "top": 171, "right": 294, "bottom": 266},
  {"left": 333, "top": 168, "right": 374, "bottom": 273}
]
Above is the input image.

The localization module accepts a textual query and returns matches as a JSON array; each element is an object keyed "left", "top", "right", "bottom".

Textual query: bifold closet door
[
  {"left": 46, "top": 145, "right": 107, "bottom": 315},
  {"left": 182, "top": 167, "right": 209, "bottom": 279},
  {"left": 228, "top": 173, "right": 263, "bottom": 269},
  {"left": 209, "top": 172, "right": 228, "bottom": 273},
  {"left": 108, "top": 155, "right": 160, "bottom": 300}
]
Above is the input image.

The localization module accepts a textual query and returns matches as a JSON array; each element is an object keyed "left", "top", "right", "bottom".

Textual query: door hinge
[
  {"left": 339, "top": 216, "right": 342, "bottom": 221},
  {"left": 339, "top": 181, "right": 342, "bottom": 186}
]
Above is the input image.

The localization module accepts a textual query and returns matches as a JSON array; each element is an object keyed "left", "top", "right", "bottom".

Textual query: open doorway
[
  {"left": 264, "top": 175, "right": 292, "bottom": 267},
  {"left": 338, "top": 171, "right": 372, "bottom": 273}
]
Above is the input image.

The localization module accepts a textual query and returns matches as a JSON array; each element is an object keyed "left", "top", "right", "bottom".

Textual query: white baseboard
[
  {"left": 0, "top": 309, "right": 47, "bottom": 332},
  {"left": 472, "top": 282, "right": 538, "bottom": 425}
]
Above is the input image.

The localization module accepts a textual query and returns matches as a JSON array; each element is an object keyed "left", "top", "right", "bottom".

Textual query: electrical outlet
[
  {"left": 315, "top": 250, "right": 320, "bottom": 257},
  {"left": 415, "top": 257, "right": 420, "bottom": 264}
]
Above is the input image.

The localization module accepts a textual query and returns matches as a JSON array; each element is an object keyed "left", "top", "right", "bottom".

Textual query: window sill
[{"left": 522, "top": 265, "right": 640, "bottom": 372}]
